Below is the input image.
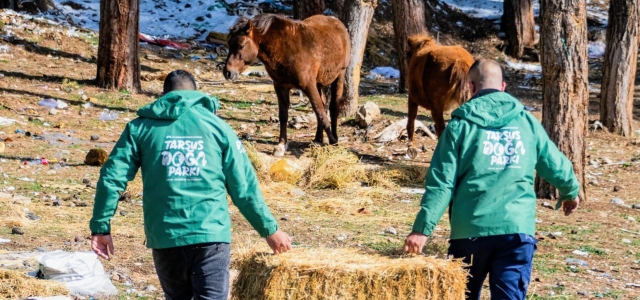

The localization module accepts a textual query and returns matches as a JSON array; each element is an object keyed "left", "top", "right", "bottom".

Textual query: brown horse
[
  {"left": 406, "top": 34, "right": 474, "bottom": 148},
  {"left": 224, "top": 14, "right": 351, "bottom": 157}
]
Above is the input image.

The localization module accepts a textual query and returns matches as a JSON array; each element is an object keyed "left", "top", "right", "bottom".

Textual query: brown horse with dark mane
[
  {"left": 406, "top": 34, "right": 474, "bottom": 149},
  {"left": 224, "top": 14, "right": 351, "bottom": 156}
]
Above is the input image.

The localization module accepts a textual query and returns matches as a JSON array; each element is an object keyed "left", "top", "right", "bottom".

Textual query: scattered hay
[
  {"left": 125, "top": 176, "right": 143, "bottom": 199},
  {"left": 304, "top": 146, "right": 366, "bottom": 189},
  {"left": 0, "top": 198, "right": 26, "bottom": 228},
  {"left": 0, "top": 269, "right": 69, "bottom": 298},
  {"left": 365, "top": 163, "right": 427, "bottom": 188},
  {"left": 232, "top": 248, "right": 467, "bottom": 300},
  {"left": 243, "top": 141, "right": 271, "bottom": 182},
  {"left": 307, "top": 197, "right": 376, "bottom": 215}
]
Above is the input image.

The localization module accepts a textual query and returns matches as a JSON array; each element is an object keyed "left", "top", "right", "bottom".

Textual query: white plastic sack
[{"left": 38, "top": 250, "right": 118, "bottom": 296}]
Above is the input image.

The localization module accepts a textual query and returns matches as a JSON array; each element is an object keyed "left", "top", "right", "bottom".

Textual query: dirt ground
[{"left": 0, "top": 3, "right": 639, "bottom": 300}]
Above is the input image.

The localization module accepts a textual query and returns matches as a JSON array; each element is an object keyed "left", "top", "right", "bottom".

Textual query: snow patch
[
  {"left": 588, "top": 41, "right": 606, "bottom": 59},
  {"left": 504, "top": 59, "right": 542, "bottom": 73},
  {"left": 48, "top": 0, "right": 285, "bottom": 39},
  {"left": 367, "top": 67, "right": 400, "bottom": 80}
]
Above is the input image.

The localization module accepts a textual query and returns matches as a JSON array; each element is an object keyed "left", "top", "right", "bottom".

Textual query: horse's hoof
[
  {"left": 313, "top": 140, "right": 324, "bottom": 146},
  {"left": 407, "top": 147, "right": 418, "bottom": 160},
  {"left": 273, "top": 144, "right": 287, "bottom": 157}
]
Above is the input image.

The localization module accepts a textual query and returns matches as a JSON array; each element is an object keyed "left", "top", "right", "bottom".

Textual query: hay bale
[
  {"left": 365, "top": 163, "right": 427, "bottom": 188},
  {"left": 85, "top": 148, "right": 109, "bottom": 166},
  {"left": 232, "top": 248, "right": 467, "bottom": 300},
  {"left": 0, "top": 268, "right": 69, "bottom": 298},
  {"left": 304, "top": 146, "right": 366, "bottom": 189}
]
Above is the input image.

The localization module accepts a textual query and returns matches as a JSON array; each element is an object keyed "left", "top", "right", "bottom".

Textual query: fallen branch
[{"left": 621, "top": 229, "right": 640, "bottom": 235}]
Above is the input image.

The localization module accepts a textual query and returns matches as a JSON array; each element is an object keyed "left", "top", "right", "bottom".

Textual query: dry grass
[
  {"left": 304, "top": 146, "right": 366, "bottom": 189},
  {"left": 0, "top": 269, "right": 69, "bottom": 298},
  {"left": 244, "top": 140, "right": 271, "bottom": 183},
  {"left": 365, "top": 163, "right": 427, "bottom": 188},
  {"left": 232, "top": 248, "right": 467, "bottom": 300},
  {"left": 0, "top": 200, "right": 26, "bottom": 229}
]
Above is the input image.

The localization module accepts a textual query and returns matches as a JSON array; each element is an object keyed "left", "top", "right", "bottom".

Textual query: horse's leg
[
  {"left": 432, "top": 108, "right": 445, "bottom": 138},
  {"left": 330, "top": 71, "right": 345, "bottom": 142},
  {"left": 303, "top": 84, "right": 336, "bottom": 144},
  {"left": 407, "top": 97, "right": 419, "bottom": 159},
  {"left": 314, "top": 84, "right": 326, "bottom": 145},
  {"left": 274, "top": 85, "right": 291, "bottom": 157}
]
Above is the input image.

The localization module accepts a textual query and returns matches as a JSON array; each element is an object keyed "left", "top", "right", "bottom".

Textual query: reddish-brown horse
[
  {"left": 224, "top": 14, "right": 351, "bottom": 156},
  {"left": 406, "top": 34, "right": 474, "bottom": 148}
]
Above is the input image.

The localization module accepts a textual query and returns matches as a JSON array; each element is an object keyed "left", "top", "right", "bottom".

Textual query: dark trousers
[
  {"left": 152, "top": 242, "right": 231, "bottom": 300},
  {"left": 448, "top": 234, "right": 537, "bottom": 300}
]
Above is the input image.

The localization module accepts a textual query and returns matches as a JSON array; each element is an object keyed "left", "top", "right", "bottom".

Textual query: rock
[
  {"left": 119, "top": 210, "right": 128, "bottom": 216},
  {"left": 49, "top": 108, "right": 58, "bottom": 115},
  {"left": 90, "top": 135, "right": 100, "bottom": 141},
  {"left": 610, "top": 198, "right": 625, "bottom": 205},
  {"left": 74, "top": 201, "right": 87, "bottom": 207},
  {"left": 74, "top": 236, "right": 84, "bottom": 243},
  {"left": 291, "top": 188, "right": 306, "bottom": 196},
  {"left": 628, "top": 216, "right": 636, "bottom": 222},
  {"left": 384, "top": 227, "right": 397, "bottom": 235},
  {"left": 82, "top": 178, "right": 91, "bottom": 185},
  {"left": 535, "top": 218, "right": 542, "bottom": 224},
  {"left": 280, "top": 215, "right": 289, "bottom": 221},
  {"left": 336, "top": 233, "right": 348, "bottom": 241},
  {"left": 11, "top": 227, "right": 24, "bottom": 235},
  {"left": 603, "top": 157, "right": 613, "bottom": 165},
  {"left": 613, "top": 186, "right": 622, "bottom": 192},
  {"left": 571, "top": 229, "right": 578, "bottom": 234},
  {"left": 355, "top": 101, "right": 380, "bottom": 128},
  {"left": 572, "top": 250, "right": 589, "bottom": 257},
  {"left": 146, "top": 285, "right": 158, "bottom": 292},
  {"left": 578, "top": 290, "right": 588, "bottom": 296},
  {"left": 85, "top": 148, "right": 109, "bottom": 166},
  {"left": 589, "top": 179, "right": 599, "bottom": 186},
  {"left": 542, "top": 201, "right": 552, "bottom": 208},
  {"left": 633, "top": 204, "right": 640, "bottom": 210},
  {"left": 622, "top": 238, "right": 632, "bottom": 244},
  {"left": 52, "top": 199, "right": 62, "bottom": 206}
]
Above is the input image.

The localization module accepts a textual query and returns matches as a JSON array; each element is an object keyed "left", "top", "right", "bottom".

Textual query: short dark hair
[{"left": 163, "top": 70, "right": 197, "bottom": 94}]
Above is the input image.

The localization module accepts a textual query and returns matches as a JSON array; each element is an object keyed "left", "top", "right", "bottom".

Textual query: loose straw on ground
[{"left": 0, "top": 268, "right": 69, "bottom": 298}]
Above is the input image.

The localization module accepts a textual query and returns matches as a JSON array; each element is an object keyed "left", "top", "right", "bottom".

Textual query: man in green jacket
[
  {"left": 90, "top": 70, "right": 291, "bottom": 299},
  {"left": 404, "top": 59, "right": 580, "bottom": 300}
]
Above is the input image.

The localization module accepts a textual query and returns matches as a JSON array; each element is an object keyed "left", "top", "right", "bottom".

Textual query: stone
[
  {"left": 613, "top": 186, "right": 622, "bottom": 192},
  {"left": 82, "top": 178, "right": 91, "bottom": 185},
  {"left": 610, "top": 198, "right": 625, "bottom": 205},
  {"left": 336, "top": 233, "right": 348, "bottom": 241},
  {"left": 384, "top": 227, "right": 397, "bottom": 235},
  {"left": 146, "top": 285, "right": 158, "bottom": 292},
  {"left": 49, "top": 108, "right": 58, "bottom": 115},
  {"left": 119, "top": 210, "right": 128, "bottom": 216},
  {"left": 578, "top": 290, "right": 587, "bottom": 296},
  {"left": 632, "top": 204, "right": 640, "bottom": 210},
  {"left": 11, "top": 227, "right": 24, "bottom": 235},
  {"left": 542, "top": 201, "right": 552, "bottom": 208},
  {"left": 603, "top": 157, "right": 613, "bottom": 165},
  {"left": 628, "top": 216, "right": 636, "bottom": 222},
  {"left": 90, "top": 135, "right": 100, "bottom": 141},
  {"left": 280, "top": 215, "right": 289, "bottom": 221},
  {"left": 52, "top": 199, "right": 62, "bottom": 206},
  {"left": 74, "top": 236, "right": 84, "bottom": 243},
  {"left": 622, "top": 238, "right": 632, "bottom": 244},
  {"left": 85, "top": 148, "right": 109, "bottom": 166},
  {"left": 355, "top": 101, "right": 381, "bottom": 128}
]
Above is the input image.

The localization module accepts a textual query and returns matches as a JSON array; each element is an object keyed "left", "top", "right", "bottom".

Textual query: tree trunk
[
  {"left": 96, "top": 0, "right": 141, "bottom": 93},
  {"left": 294, "top": 0, "right": 325, "bottom": 20},
  {"left": 600, "top": 0, "right": 639, "bottom": 136},
  {"left": 391, "top": 0, "right": 427, "bottom": 93},
  {"left": 502, "top": 0, "right": 536, "bottom": 58},
  {"left": 341, "top": 0, "right": 377, "bottom": 117},
  {"left": 535, "top": 0, "right": 588, "bottom": 201},
  {"left": 0, "top": 0, "right": 16, "bottom": 9}
]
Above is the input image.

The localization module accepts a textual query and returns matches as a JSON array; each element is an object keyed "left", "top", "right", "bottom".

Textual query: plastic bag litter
[
  {"left": 38, "top": 250, "right": 118, "bottom": 296},
  {"left": 0, "top": 116, "right": 18, "bottom": 126},
  {"left": 38, "top": 99, "right": 68, "bottom": 109},
  {"left": 269, "top": 158, "right": 301, "bottom": 182}
]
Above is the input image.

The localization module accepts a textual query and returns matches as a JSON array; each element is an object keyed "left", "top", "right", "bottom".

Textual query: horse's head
[{"left": 224, "top": 17, "right": 260, "bottom": 81}]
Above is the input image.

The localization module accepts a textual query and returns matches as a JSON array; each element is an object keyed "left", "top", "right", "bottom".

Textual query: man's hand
[
  {"left": 562, "top": 197, "right": 580, "bottom": 216},
  {"left": 266, "top": 230, "right": 292, "bottom": 255},
  {"left": 403, "top": 231, "right": 428, "bottom": 254},
  {"left": 91, "top": 235, "right": 114, "bottom": 260}
]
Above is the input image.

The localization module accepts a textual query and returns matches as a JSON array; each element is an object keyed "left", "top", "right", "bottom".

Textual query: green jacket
[
  {"left": 90, "top": 91, "right": 279, "bottom": 249},
  {"left": 412, "top": 90, "right": 580, "bottom": 240}
]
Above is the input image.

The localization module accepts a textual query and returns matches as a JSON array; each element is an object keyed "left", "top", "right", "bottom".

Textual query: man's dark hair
[{"left": 163, "top": 70, "right": 197, "bottom": 94}]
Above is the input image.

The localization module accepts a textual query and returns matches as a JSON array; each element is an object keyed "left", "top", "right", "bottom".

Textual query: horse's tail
[{"left": 448, "top": 59, "right": 471, "bottom": 107}]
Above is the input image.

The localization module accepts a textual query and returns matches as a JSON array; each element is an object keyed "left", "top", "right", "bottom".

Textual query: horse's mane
[{"left": 229, "top": 14, "right": 294, "bottom": 36}]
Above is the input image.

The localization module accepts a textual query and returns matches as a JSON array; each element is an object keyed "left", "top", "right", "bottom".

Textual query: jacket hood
[
  {"left": 137, "top": 91, "right": 219, "bottom": 120},
  {"left": 452, "top": 91, "right": 524, "bottom": 128}
]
